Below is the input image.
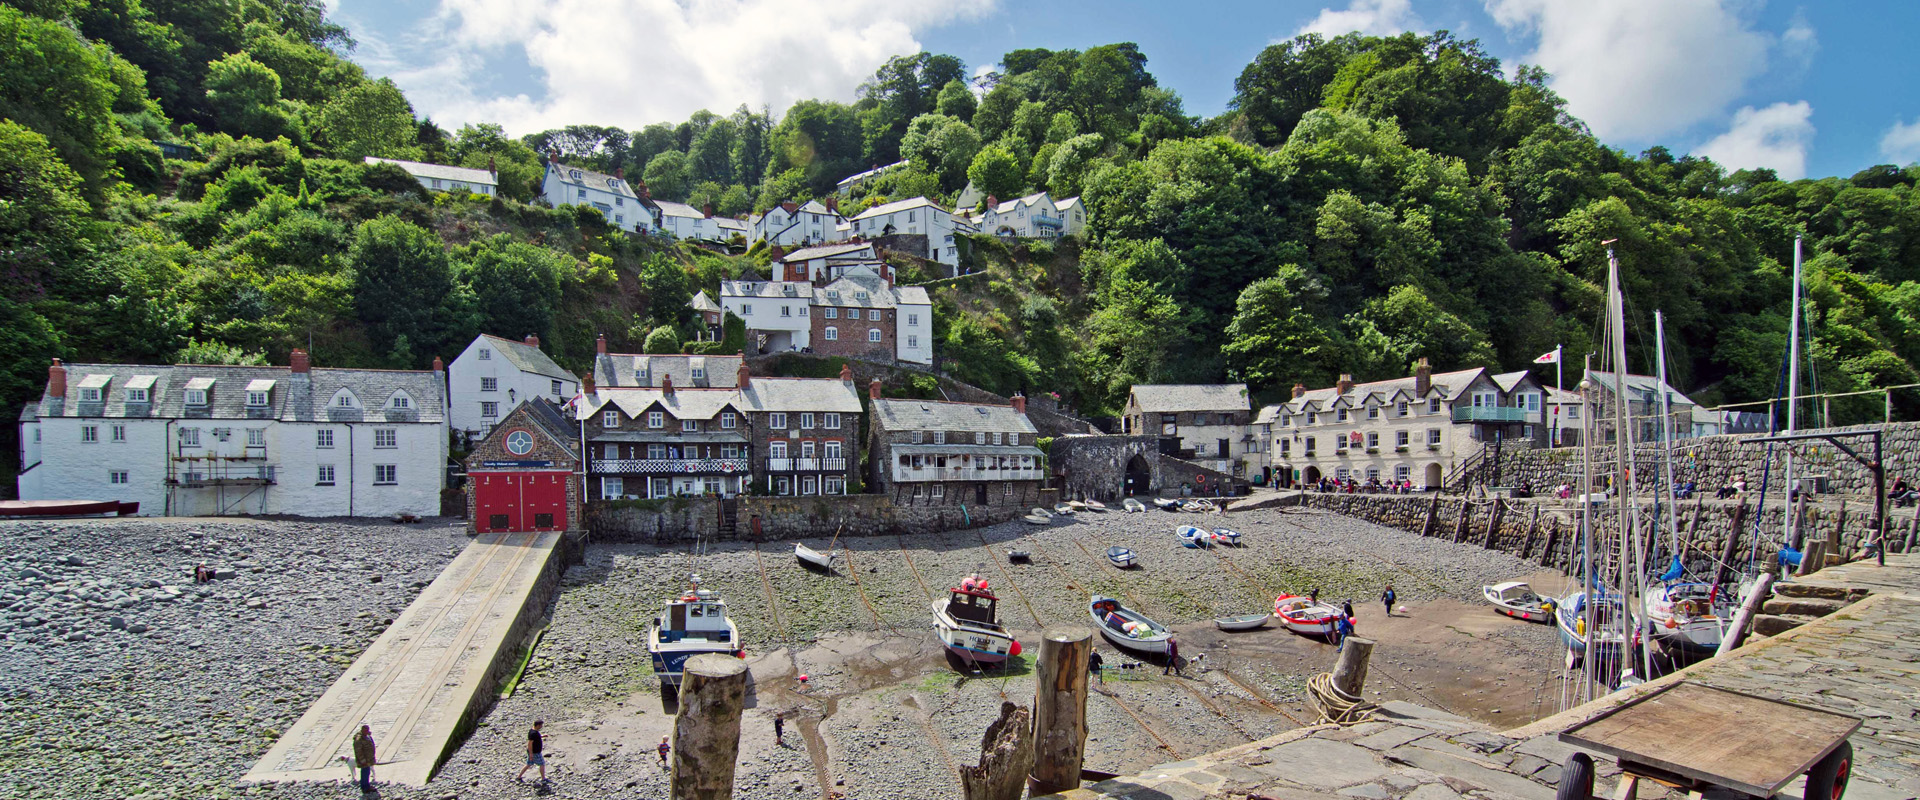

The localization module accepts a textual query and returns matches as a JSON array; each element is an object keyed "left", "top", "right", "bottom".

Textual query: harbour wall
[{"left": 584, "top": 491, "right": 1052, "bottom": 543}]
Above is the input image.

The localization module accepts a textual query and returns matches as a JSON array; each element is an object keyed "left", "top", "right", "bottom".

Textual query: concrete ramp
[{"left": 246, "top": 530, "right": 561, "bottom": 786}]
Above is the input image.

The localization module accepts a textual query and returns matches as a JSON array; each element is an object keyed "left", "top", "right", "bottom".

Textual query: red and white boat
[
  {"left": 1272, "top": 594, "right": 1345, "bottom": 636},
  {"left": 932, "top": 575, "right": 1021, "bottom": 668}
]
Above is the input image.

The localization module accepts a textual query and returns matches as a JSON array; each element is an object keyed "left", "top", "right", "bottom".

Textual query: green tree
[
  {"left": 967, "top": 144, "right": 1024, "bottom": 203},
  {"left": 0, "top": 5, "right": 121, "bottom": 191},
  {"left": 899, "top": 113, "right": 980, "bottom": 191},
  {"left": 455, "top": 235, "right": 567, "bottom": 343},
  {"left": 638, "top": 255, "right": 693, "bottom": 327},
  {"left": 1221, "top": 265, "right": 1346, "bottom": 392},
  {"left": 175, "top": 337, "right": 268, "bottom": 365},
  {"left": 203, "top": 52, "right": 299, "bottom": 141},
  {"left": 1344, "top": 285, "right": 1497, "bottom": 378},
  {"left": 643, "top": 149, "right": 694, "bottom": 201},
  {"left": 1046, "top": 133, "right": 1105, "bottom": 198},
  {"left": 643, "top": 324, "right": 682, "bottom": 354},
  {"left": 314, "top": 78, "right": 415, "bottom": 159},
  {"left": 935, "top": 79, "right": 976, "bottom": 122},
  {"left": 349, "top": 215, "right": 453, "bottom": 364}
]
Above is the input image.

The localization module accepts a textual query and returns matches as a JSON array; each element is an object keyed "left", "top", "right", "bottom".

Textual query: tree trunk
[
  {"left": 960, "top": 702, "right": 1034, "bottom": 800},
  {"left": 1028, "top": 628, "right": 1091, "bottom": 797},
  {"left": 671, "top": 654, "right": 749, "bottom": 800}
]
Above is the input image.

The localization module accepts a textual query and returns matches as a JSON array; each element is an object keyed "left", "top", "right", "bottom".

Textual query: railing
[
  {"left": 170, "top": 466, "right": 277, "bottom": 486},
  {"left": 596, "top": 458, "right": 749, "bottom": 475},
  {"left": 892, "top": 466, "right": 1044, "bottom": 482},
  {"left": 765, "top": 457, "right": 849, "bottom": 472},
  {"left": 1451, "top": 406, "right": 1536, "bottom": 423}
]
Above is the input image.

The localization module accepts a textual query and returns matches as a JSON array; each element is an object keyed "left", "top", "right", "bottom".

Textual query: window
[
  {"left": 478, "top": 348, "right": 491, "bottom": 360},
  {"left": 1428, "top": 429, "right": 1442, "bottom": 445},
  {"left": 317, "top": 429, "right": 334, "bottom": 448},
  {"left": 868, "top": 329, "right": 882, "bottom": 342},
  {"left": 615, "top": 196, "right": 624, "bottom": 207},
  {"left": 907, "top": 335, "right": 918, "bottom": 348},
  {"left": 109, "top": 470, "right": 129, "bottom": 484},
  {"left": 317, "top": 465, "right": 335, "bottom": 486},
  {"left": 80, "top": 387, "right": 101, "bottom": 402},
  {"left": 908, "top": 211, "right": 916, "bottom": 222},
  {"left": 801, "top": 476, "right": 818, "bottom": 495},
  {"left": 824, "top": 413, "right": 840, "bottom": 429},
  {"left": 800, "top": 413, "right": 815, "bottom": 429},
  {"left": 336, "top": 394, "right": 354, "bottom": 408},
  {"left": 824, "top": 440, "right": 843, "bottom": 458},
  {"left": 1368, "top": 405, "right": 1379, "bottom": 419},
  {"left": 81, "top": 425, "right": 99, "bottom": 443},
  {"left": 1366, "top": 466, "right": 1380, "bottom": 482},
  {"left": 245, "top": 390, "right": 267, "bottom": 407},
  {"left": 247, "top": 429, "right": 265, "bottom": 447},
  {"left": 907, "top": 314, "right": 919, "bottom": 326},
  {"left": 186, "top": 389, "right": 207, "bottom": 406},
  {"left": 1280, "top": 439, "right": 1291, "bottom": 455},
  {"left": 391, "top": 396, "right": 409, "bottom": 409},
  {"left": 1568, "top": 406, "right": 1581, "bottom": 420},
  {"left": 931, "top": 484, "right": 944, "bottom": 499},
  {"left": 993, "top": 432, "right": 1004, "bottom": 445},
  {"left": 127, "top": 388, "right": 149, "bottom": 403},
  {"left": 1428, "top": 398, "right": 1442, "bottom": 413},
  {"left": 1336, "top": 408, "right": 1349, "bottom": 422},
  {"left": 770, "top": 412, "right": 787, "bottom": 429},
  {"left": 648, "top": 412, "right": 665, "bottom": 428},
  {"left": 179, "top": 428, "right": 200, "bottom": 447},
  {"left": 824, "top": 327, "right": 838, "bottom": 341},
  {"left": 910, "top": 455, "right": 925, "bottom": 470},
  {"left": 1398, "top": 402, "right": 1409, "bottom": 416},
  {"left": 781, "top": 306, "right": 791, "bottom": 317},
  {"left": 648, "top": 444, "right": 667, "bottom": 459},
  {"left": 742, "top": 303, "right": 753, "bottom": 315},
  {"left": 868, "top": 310, "right": 882, "bottom": 321},
  {"left": 1304, "top": 436, "right": 1316, "bottom": 455},
  {"left": 682, "top": 420, "right": 698, "bottom": 432},
  {"left": 374, "top": 464, "right": 397, "bottom": 485},
  {"left": 1366, "top": 432, "right": 1379, "bottom": 449},
  {"left": 373, "top": 429, "right": 397, "bottom": 448},
  {"left": 1307, "top": 412, "right": 1318, "bottom": 425},
  {"left": 1396, "top": 430, "right": 1410, "bottom": 447},
  {"left": 825, "top": 477, "right": 845, "bottom": 495},
  {"left": 721, "top": 444, "right": 739, "bottom": 458},
  {"left": 692, "top": 365, "right": 706, "bottom": 380},
  {"left": 481, "top": 377, "right": 498, "bottom": 392},
  {"left": 551, "top": 380, "right": 563, "bottom": 395},
  {"left": 111, "top": 424, "right": 126, "bottom": 442},
  {"left": 825, "top": 308, "right": 838, "bottom": 319},
  {"left": 721, "top": 412, "right": 737, "bottom": 429},
  {"left": 974, "top": 432, "right": 985, "bottom": 444},
  {"left": 482, "top": 401, "right": 500, "bottom": 418},
  {"left": 770, "top": 440, "right": 788, "bottom": 459}
]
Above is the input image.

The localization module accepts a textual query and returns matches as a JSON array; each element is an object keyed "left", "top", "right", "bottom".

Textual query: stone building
[
  {"left": 1121, "top": 384, "right": 1253, "bottom": 477},
  {"left": 1269, "top": 359, "right": 1545, "bottom": 490},
  {"left": 465, "top": 398, "right": 580, "bottom": 534},
  {"left": 866, "top": 386, "right": 1044, "bottom": 507},
  {"left": 1580, "top": 370, "right": 1698, "bottom": 445}
]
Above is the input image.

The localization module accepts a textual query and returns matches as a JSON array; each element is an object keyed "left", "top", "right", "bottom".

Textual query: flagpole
[{"left": 1557, "top": 344, "right": 1563, "bottom": 393}]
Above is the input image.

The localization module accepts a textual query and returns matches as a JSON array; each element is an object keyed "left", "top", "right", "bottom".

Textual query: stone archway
[
  {"left": 1124, "top": 454, "right": 1152, "bottom": 496},
  {"left": 1303, "top": 466, "right": 1322, "bottom": 485},
  {"left": 1424, "top": 463, "right": 1443, "bottom": 490}
]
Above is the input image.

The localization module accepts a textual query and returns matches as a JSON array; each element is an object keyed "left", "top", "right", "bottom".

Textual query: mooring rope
[{"left": 1307, "top": 672, "right": 1377, "bottom": 725}]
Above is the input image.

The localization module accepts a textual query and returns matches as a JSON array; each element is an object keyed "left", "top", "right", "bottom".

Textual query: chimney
[
  {"left": 525, "top": 333, "right": 541, "bottom": 348},
  {"left": 487, "top": 156, "right": 497, "bottom": 181},
  {"left": 769, "top": 244, "right": 785, "bottom": 262},
  {"left": 1337, "top": 374, "right": 1353, "bottom": 395},
  {"left": 290, "top": 348, "right": 311, "bottom": 374},
  {"left": 47, "top": 359, "right": 66, "bottom": 399},
  {"left": 596, "top": 334, "right": 608, "bottom": 355},
  {"left": 583, "top": 372, "right": 595, "bottom": 396},
  {"left": 1011, "top": 393, "right": 1026, "bottom": 415},
  {"left": 1291, "top": 383, "right": 1307, "bottom": 400},
  {"left": 662, "top": 374, "right": 674, "bottom": 396},
  {"left": 781, "top": 201, "right": 798, "bottom": 214},
  {"left": 637, "top": 180, "right": 650, "bottom": 199},
  {"left": 738, "top": 361, "right": 751, "bottom": 389},
  {"left": 986, "top": 195, "right": 999, "bottom": 210},
  {"left": 868, "top": 378, "right": 882, "bottom": 400},
  {"left": 431, "top": 356, "right": 444, "bottom": 373},
  {"left": 615, "top": 167, "right": 625, "bottom": 181},
  {"left": 825, "top": 197, "right": 838, "bottom": 214},
  {"left": 703, "top": 203, "right": 714, "bottom": 218},
  {"left": 839, "top": 363, "right": 853, "bottom": 383},
  {"left": 547, "top": 149, "right": 558, "bottom": 164},
  {"left": 1414, "top": 357, "right": 1432, "bottom": 396}
]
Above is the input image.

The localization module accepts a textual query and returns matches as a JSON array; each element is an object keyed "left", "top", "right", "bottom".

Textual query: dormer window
[
  {"left": 186, "top": 389, "right": 208, "bottom": 406},
  {"left": 636, "top": 368, "right": 650, "bottom": 382},
  {"left": 692, "top": 366, "right": 706, "bottom": 380},
  {"left": 607, "top": 178, "right": 621, "bottom": 189},
  {"left": 247, "top": 391, "right": 269, "bottom": 407},
  {"left": 391, "top": 395, "right": 411, "bottom": 409},
  {"left": 569, "top": 169, "right": 583, "bottom": 180},
  {"left": 126, "top": 388, "right": 149, "bottom": 403},
  {"left": 80, "top": 388, "right": 101, "bottom": 402}
]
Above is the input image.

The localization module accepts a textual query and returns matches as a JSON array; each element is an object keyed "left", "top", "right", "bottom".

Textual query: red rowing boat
[{"left": 0, "top": 500, "right": 140, "bottom": 519}]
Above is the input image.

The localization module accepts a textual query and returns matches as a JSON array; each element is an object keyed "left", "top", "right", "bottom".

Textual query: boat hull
[
  {"left": 1272, "top": 595, "right": 1342, "bottom": 636},
  {"left": 650, "top": 645, "right": 739, "bottom": 686},
  {"left": 1176, "top": 526, "right": 1212, "bottom": 548},
  {"left": 1214, "top": 614, "right": 1270, "bottom": 631},
  {"left": 794, "top": 544, "right": 834, "bottom": 569},
  {"left": 1645, "top": 584, "right": 1729, "bottom": 656},
  {"left": 1089, "top": 596, "right": 1171, "bottom": 654}
]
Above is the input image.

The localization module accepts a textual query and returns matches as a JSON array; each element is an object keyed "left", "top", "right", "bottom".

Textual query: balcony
[
  {"left": 765, "top": 457, "right": 849, "bottom": 472},
  {"left": 1451, "top": 406, "right": 1534, "bottom": 424},
  {"left": 596, "top": 458, "right": 749, "bottom": 475},
  {"left": 891, "top": 465, "right": 1045, "bottom": 483}
]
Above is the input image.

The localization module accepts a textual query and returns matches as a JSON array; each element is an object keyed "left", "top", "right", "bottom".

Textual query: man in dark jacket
[
  {"left": 1381, "top": 586, "right": 1397, "bottom": 617},
  {"left": 352, "top": 724, "right": 376, "bottom": 793}
]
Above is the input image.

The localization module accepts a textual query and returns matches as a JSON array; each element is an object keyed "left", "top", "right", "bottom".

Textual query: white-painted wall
[
  {"left": 720, "top": 287, "right": 812, "bottom": 352},
  {"left": 542, "top": 163, "right": 655, "bottom": 234},
  {"left": 751, "top": 204, "right": 843, "bottom": 246},
  {"left": 849, "top": 202, "right": 963, "bottom": 267},
  {"left": 896, "top": 302, "right": 932, "bottom": 365},
  {"left": 447, "top": 337, "right": 578, "bottom": 437}
]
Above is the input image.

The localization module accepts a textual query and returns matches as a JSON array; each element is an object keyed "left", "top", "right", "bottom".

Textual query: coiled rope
[{"left": 1307, "top": 672, "right": 1377, "bottom": 725}]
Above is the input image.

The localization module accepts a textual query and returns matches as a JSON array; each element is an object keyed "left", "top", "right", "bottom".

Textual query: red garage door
[{"left": 474, "top": 472, "right": 570, "bottom": 533}]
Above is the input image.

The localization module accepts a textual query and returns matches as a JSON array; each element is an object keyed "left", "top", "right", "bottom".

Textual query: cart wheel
[
  {"left": 1555, "top": 753, "right": 1594, "bottom": 800},
  {"left": 1805, "top": 740, "right": 1853, "bottom": 800}
]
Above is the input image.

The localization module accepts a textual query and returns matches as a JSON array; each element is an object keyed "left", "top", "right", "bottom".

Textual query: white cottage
[
  {"left": 847, "top": 197, "right": 968, "bottom": 267},
  {"left": 448, "top": 334, "right": 580, "bottom": 439},
  {"left": 16, "top": 352, "right": 447, "bottom": 517},
  {"left": 750, "top": 199, "right": 845, "bottom": 247},
  {"left": 364, "top": 157, "right": 499, "bottom": 196},
  {"left": 540, "top": 157, "right": 661, "bottom": 234},
  {"left": 975, "top": 192, "right": 1079, "bottom": 239}
]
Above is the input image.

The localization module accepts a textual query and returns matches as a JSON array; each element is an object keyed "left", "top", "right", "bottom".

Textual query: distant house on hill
[
  {"left": 365, "top": 156, "right": 499, "bottom": 196},
  {"left": 847, "top": 196, "right": 968, "bottom": 267},
  {"left": 971, "top": 191, "right": 1084, "bottom": 240},
  {"left": 539, "top": 154, "right": 661, "bottom": 234},
  {"left": 751, "top": 199, "right": 845, "bottom": 247},
  {"left": 655, "top": 200, "right": 741, "bottom": 241}
]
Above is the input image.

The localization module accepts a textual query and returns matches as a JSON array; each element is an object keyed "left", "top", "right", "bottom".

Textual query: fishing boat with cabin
[
  {"left": 647, "top": 575, "right": 742, "bottom": 698},
  {"left": 932, "top": 574, "right": 1021, "bottom": 668}
]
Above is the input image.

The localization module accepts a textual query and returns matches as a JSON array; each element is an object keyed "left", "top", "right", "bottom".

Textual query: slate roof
[
  {"left": 720, "top": 280, "right": 811, "bottom": 299},
  {"left": 870, "top": 398, "right": 1037, "bottom": 434},
  {"left": 738, "top": 377, "right": 863, "bottom": 413},
  {"left": 1582, "top": 370, "right": 1697, "bottom": 406},
  {"left": 715, "top": 218, "right": 747, "bottom": 233},
  {"left": 835, "top": 160, "right": 908, "bottom": 190},
  {"left": 655, "top": 200, "right": 705, "bottom": 219},
  {"left": 1284, "top": 369, "right": 1489, "bottom": 413},
  {"left": 478, "top": 335, "right": 576, "bottom": 383},
  {"left": 364, "top": 157, "right": 496, "bottom": 187},
  {"left": 1254, "top": 404, "right": 1285, "bottom": 425},
  {"left": 37, "top": 363, "right": 445, "bottom": 423},
  {"left": 1055, "top": 196, "right": 1082, "bottom": 212},
  {"left": 852, "top": 196, "right": 947, "bottom": 220},
  {"left": 781, "top": 242, "right": 874, "bottom": 263},
  {"left": 988, "top": 192, "right": 1053, "bottom": 215},
  {"left": 548, "top": 162, "right": 654, "bottom": 208},
  {"left": 471, "top": 398, "right": 580, "bottom": 464},
  {"left": 1129, "top": 384, "right": 1251, "bottom": 414},
  {"left": 815, "top": 269, "right": 895, "bottom": 308},
  {"left": 594, "top": 354, "right": 745, "bottom": 389},
  {"left": 1489, "top": 370, "right": 1532, "bottom": 393},
  {"left": 581, "top": 377, "right": 860, "bottom": 420},
  {"left": 688, "top": 291, "right": 722, "bottom": 312}
]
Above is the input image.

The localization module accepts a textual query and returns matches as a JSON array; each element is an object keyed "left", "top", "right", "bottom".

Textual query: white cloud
[
  {"left": 1780, "top": 10, "right": 1818, "bottom": 74},
  {"left": 1882, "top": 118, "right": 1920, "bottom": 165},
  {"left": 1485, "top": 0, "right": 1770, "bottom": 141},
  {"left": 1295, "top": 0, "right": 1421, "bottom": 38},
  {"left": 390, "top": 0, "right": 995, "bottom": 135},
  {"left": 1698, "top": 101, "right": 1815, "bottom": 179}
]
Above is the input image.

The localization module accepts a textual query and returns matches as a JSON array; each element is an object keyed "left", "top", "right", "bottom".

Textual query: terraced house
[
  {"left": 16, "top": 352, "right": 447, "bottom": 517},
  {"left": 1267, "top": 359, "right": 1545, "bottom": 490},
  {"left": 576, "top": 363, "right": 862, "bottom": 499},
  {"left": 1122, "top": 384, "right": 1254, "bottom": 477},
  {"left": 447, "top": 333, "right": 579, "bottom": 441},
  {"left": 866, "top": 389, "right": 1044, "bottom": 508}
]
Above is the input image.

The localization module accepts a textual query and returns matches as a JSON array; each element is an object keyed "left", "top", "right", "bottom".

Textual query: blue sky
[{"left": 330, "top": 0, "right": 1920, "bottom": 179}]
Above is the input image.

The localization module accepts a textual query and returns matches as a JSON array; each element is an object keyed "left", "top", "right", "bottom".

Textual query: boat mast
[
  {"left": 1783, "top": 237, "right": 1803, "bottom": 549},
  {"left": 1655, "top": 310, "right": 1681, "bottom": 559},
  {"left": 1604, "top": 243, "right": 1649, "bottom": 684},
  {"left": 1578, "top": 351, "right": 1597, "bottom": 703}
]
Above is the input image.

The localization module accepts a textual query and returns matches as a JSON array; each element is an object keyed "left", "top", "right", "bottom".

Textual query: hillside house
[
  {"left": 447, "top": 334, "right": 579, "bottom": 440},
  {"left": 847, "top": 197, "right": 968, "bottom": 267},
  {"left": 717, "top": 253, "right": 931, "bottom": 365},
  {"left": 866, "top": 389, "right": 1044, "bottom": 508},
  {"left": 974, "top": 192, "right": 1082, "bottom": 240},
  {"left": 16, "top": 352, "right": 447, "bottom": 517},
  {"left": 540, "top": 157, "right": 660, "bottom": 234},
  {"left": 365, "top": 157, "right": 498, "bottom": 196},
  {"left": 751, "top": 199, "right": 845, "bottom": 247},
  {"left": 1123, "top": 385, "right": 1253, "bottom": 476},
  {"left": 655, "top": 200, "right": 738, "bottom": 241}
]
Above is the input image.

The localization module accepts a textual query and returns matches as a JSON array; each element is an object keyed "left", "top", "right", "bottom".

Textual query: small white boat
[
  {"left": 1645, "top": 582, "right": 1731, "bottom": 657},
  {"left": 1210, "top": 528, "right": 1243, "bottom": 547},
  {"left": 1153, "top": 498, "right": 1182, "bottom": 511},
  {"left": 1556, "top": 590, "right": 1628, "bottom": 667},
  {"left": 1123, "top": 498, "right": 1147, "bottom": 513},
  {"left": 933, "top": 576, "right": 1021, "bottom": 668},
  {"left": 1090, "top": 596, "right": 1172, "bottom": 654},
  {"left": 794, "top": 542, "right": 836, "bottom": 570},
  {"left": 1029, "top": 507, "right": 1054, "bottom": 519},
  {"left": 1022, "top": 513, "right": 1051, "bottom": 525},
  {"left": 1006, "top": 548, "right": 1031, "bottom": 563},
  {"left": 1176, "top": 525, "right": 1213, "bottom": 548},
  {"left": 1052, "top": 503, "right": 1076, "bottom": 516},
  {"left": 1067, "top": 500, "right": 1088, "bottom": 512},
  {"left": 1183, "top": 499, "right": 1217, "bottom": 513},
  {"left": 1482, "top": 581, "right": 1554, "bottom": 623},
  {"left": 1272, "top": 594, "right": 1343, "bottom": 637},
  {"left": 1083, "top": 500, "right": 1108, "bottom": 512},
  {"left": 648, "top": 576, "right": 742, "bottom": 696},
  {"left": 1214, "top": 613, "right": 1271, "bottom": 632},
  {"left": 1105, "top": 546, "right": 1137, "bottom": 569}
]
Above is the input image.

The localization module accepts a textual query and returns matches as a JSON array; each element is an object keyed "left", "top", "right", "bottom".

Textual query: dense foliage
[{"left": 1, "top": 1, "right": 1917, "bottom": 446}]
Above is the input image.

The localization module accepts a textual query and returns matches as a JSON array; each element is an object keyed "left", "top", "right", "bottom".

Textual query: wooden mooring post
[
  {"left": 1421, "top": 493, "right": 1441, "bottom": 538},
  {"left": 670, "top": 654, "right": 750, "bottom": 800},
  {"left": 1481, "top": 499, "right": 1504, "bottom": 548},
  {"left": 1332, "top": 637, "right": 1375, "bottom": 697},
  {"left": 1519, "top": 506, "right": 1541, "bottom": 561},
  {"left": 1029, "top": 628, "right": 1091, "bottom": 797},
  {"left": 1453, "top": 500, "right": 1473, "bottom": 544},
  {"left": 1537, "top": 517, "right": 1560, "bottom": 569},
  {"left": 960, "top": 702, "right": 1034, "bottom": 800}
]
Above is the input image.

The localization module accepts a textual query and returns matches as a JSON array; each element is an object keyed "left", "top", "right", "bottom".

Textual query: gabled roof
[
  {"left": 1055, "top": 196, "right": 1082, "bottom": 212},
  {"left": 591, "top": 388, "right": 744, "bottom": 420},
  {"left": 720, "top": 280, "right": 810, "bottom": 299},
  {"left": 781, "top": 242, "right": 874, "bottom": 263},
  {"left": 580, "top": 377, "right": 860, "bottom": 419},
  {"left": 1582, "top": 370, "right": 1697, "bottom": 406},
  {"left": 1490, "top": 370, "right": 1532, "bottom": 393},
  {"left": 853, "top": 196, "right": 946, "bottom": 220},
  {"left": 472, "top": 397, "right": 580, "bottom": 464},
  {"left": 1128, "top": 384, "right": 1251, "bottom": 414},
  {"left": 548, "top": 161, "right": 641, "bottom": 201},
  {"left": 37, "top": 363, "right": 445, "bottom": 423},
  {"left": 715, "top": 217, "right": 747, "bottom": 232},
  {"left": 815, "top": 268, "right": 894, "bottom": 308},
  {"left": 1284, "top": 368, "right": 1491, "bottom": 413},
  {"left": 477, "top": 335, "right": 576, "bottom": 383},
  {"left": 1254, "top": 404, "right": 1284, "bottom": 425},
  {"left": 989, "top": 192, "right": 1053, "bottom": 215},
  {"left": 737, "top": 377, "right": 862, "bottom": 413},
  {"left": 655, "top": 200, "right": 705, "bottom": 219},
  {"left": 364, "top": 157, "right": 497, "bottom": 186},
  {"left": 870, "top": 398, "right": 1037, "bottom": 434},
  {"left": 594, "top": 354, "right": 744, "bottom": 390},
  {"left": 688, "top": 291, "right": 722, "bottom": 312}
]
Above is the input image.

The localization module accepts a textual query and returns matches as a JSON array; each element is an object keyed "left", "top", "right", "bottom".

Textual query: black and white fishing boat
[{"left": 647, "top": 575, "right": 742, "bottom": 698}]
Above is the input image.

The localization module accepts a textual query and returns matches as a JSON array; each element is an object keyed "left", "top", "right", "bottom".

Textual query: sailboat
[{"left": 1642, "top": 309, "right": 1733, "bottom": 658}]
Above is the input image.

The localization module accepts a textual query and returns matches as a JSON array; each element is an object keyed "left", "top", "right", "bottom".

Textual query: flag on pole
[{"left": 1533, "top": 348, "right": 1560, "bottom": 364}]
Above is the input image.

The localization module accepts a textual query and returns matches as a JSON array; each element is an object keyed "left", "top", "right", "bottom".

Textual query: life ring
[
  {"left": 683, "top": 462, "right": 697, "bottom": 473},
  {"left": 721, "top": 462, "right": 735, "bottom": 473},
  {"left": 1196, "top": 474, "right": 1207, "bottom": 484}
]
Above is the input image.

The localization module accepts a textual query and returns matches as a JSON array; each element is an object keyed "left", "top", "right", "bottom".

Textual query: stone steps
[
  {"left": 1773, "top": 581, "right": 1866, "bottom": 601},
  {"left": 1760, "top": 595, "right": 1851, "bottom": 617},
  {"left": 1752, "top": 613, "right": 1823, "bottom": 637}
]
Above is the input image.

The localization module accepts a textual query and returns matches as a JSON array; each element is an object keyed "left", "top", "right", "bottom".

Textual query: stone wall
[
  {"left": 584, "top": 492, "right": 1041, "bottom": 543},
  {"left": 1049, "top": 435, "right": 1249, "bottom": 501},
  {"left": 1300, "top": 493, "right": 1913, "bottom": 579},
  {"left": 1485, "top": 422, "right": 1920, "bottom": 500}
]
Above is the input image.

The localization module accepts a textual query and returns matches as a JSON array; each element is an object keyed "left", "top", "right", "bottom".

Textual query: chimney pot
[
  {"left": 825, "top": 197, "right": 838, "bottom": 214},
  {"left": 47, "top": 358, "right": 66, "bottom": 399},
  {"left": 868, "top": 378, "right": 882, "bottom": 400},
  {"left": 1011, "top": 393, "right": 1026, "bottom": 415},
  {"left": 596, "top": 334, "right": 608, "bottom": 355},
  {"left": 615, "top": 167, "right": 624, "bottom": 180},
  {"left": 290, "top": 349, "right": 311, "bottom": 374},
  {"left": 1336, "top": 374, "right": 1354, "bottom": 395},
  {"left": 1414, "top": 358, "right": 1432, "bottom": 396},
  {"left": 839, "top": 363, "right": 853, "bottom": 383},
  {"left": 782, "top": 201, "right": 798, "bottom": 214},
  {"left": 432, "top": 356, "right": 444, "bottom": 373},
  {"left": 525, "top": 334, "right": 540, "bottom": 347},
  {"left": 1291, "top": 383, "right": 1307, "bottom": 400},
  {"left": 738, "top": 361, "right": 751, "bottom": 389}
]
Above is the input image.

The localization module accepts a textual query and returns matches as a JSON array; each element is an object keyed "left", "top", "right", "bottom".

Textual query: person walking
[
  {"left": 352, "top": 724, "right": 376, "bottom": 794},
  {"left": 1342, "top": 600, "right": 1355, "bottom": 624},
  {"left": 774, "top": 712, "right": 786, "bottom": 747},
  {"left": 1333, "top": 614, "right": 1354, "bottom": 651},
  {"left": 517, "top": 720, "right": 545, "bottom": 782},
  {"left": 1088, "top": 650, "right": 1105, "bottom": 684},
  {"left": 1309, "top": 587, "right": 1320, "bottom": 604},
  {"left": 657, "top": 735, "right": 672, "bottom": 768},
  {"left": 1381, "top": 585, "right": 1397, "bottom": 618},
  {"left": 1163, "top": 638, "right": 1180, "bottom": 676}
]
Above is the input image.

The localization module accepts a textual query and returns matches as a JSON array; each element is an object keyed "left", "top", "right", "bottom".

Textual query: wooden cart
[{"left": 1555, "top": 681, "right": 1860, "bottom": 800}]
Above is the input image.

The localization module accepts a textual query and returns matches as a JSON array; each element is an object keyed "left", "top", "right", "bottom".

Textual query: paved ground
[{"left": 245, "top": 530, "right": 560, "bottom": 787}]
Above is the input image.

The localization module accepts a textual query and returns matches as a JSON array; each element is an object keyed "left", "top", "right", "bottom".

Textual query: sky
[{"left": 328, "top": 0, "right": 1920, "bottom": 180}]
